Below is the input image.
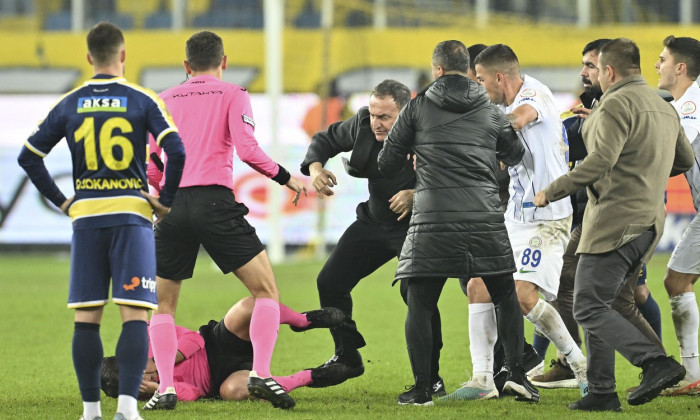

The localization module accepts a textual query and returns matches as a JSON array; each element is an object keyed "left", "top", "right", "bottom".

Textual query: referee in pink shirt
[{"left": 145, "top": 31, "right": 307, "bottom": 410}]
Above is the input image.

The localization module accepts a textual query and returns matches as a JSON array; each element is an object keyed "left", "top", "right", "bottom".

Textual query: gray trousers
[
  {"left": 573, "top": 230, "right": 665, "bottom": 394},
  {"left": 551, "top": 224, "right": 583, "bottom": 348}
]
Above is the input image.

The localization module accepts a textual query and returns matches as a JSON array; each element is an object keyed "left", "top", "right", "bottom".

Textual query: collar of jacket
[
  {"left": 600, "top": 74, "right": 646, "bottom": 101},
  {"left": 579, "top": 91, "right": 601, "bottom": 109},
  {"left": 346, "top": 107, "right": 376, "bottom": 176}
]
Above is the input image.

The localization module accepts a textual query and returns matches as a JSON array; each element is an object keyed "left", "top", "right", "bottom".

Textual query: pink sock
[
  {"left": 250, "top": 298, "right": 280, "bottom": 377},
  {"left": 279, "top": 303, "right": 310, "bottom": 328},
  {"left": 149, "top": 314, "right": 177, "bottom": 393},
  {"left": 273, "top": 370, "right": 312, "bottom": 392}
]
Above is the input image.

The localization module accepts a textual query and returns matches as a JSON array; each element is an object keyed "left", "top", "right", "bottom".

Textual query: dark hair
[
  {"left": 473, "top": 44, "right": 519, "bottom": 76},
  {"left": 186, "top": 31, "right": 225, "bottom": 71},
  {"left": 100, "top": 356, "right": 119, "bottom": 399},
  {"left": 86, "top": 22, "right": 124, "bottom": 66},
  {"left": 467, "top": 44, "right": 488, "bottom": 74},
  {"left": 432, "top": 40, "right": 470, "bottom": 74},
  {"left": 371, "top": 79, "right": 411, "bottom": 109},
  {"left": 582, "top": 38, "right": 612, "bottom": 56},
  {"left": 599, "top": 38, "right": 641, "bottom": 77},
  {"left": 663, "top": 35, "right": 700, "bottom": 80}
]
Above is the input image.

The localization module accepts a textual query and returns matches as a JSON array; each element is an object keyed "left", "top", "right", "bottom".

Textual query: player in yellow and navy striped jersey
[{"left": 17, "top": 22, "right": 185, "bottom": 420}]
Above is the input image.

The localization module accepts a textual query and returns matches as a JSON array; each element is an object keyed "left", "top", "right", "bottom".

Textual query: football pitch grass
[{"left": 1, "top": 251, "right": 699, "bottom": 419}]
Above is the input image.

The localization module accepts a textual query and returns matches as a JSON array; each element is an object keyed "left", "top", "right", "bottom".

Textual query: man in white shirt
[
  {"left": 470, "top": 44, "right": 587, "bottom": 394},
  {"left": 655, "top": 35, "right": 700, "bottom": 396}
]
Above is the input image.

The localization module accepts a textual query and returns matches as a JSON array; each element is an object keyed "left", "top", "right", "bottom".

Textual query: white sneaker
[
  {"left": 439, "top": 376, "right": 498, "bottom": 401},
  {"left": 526, "top": 360, "right": 544, "bottom": 379},
  {"left": 660, "top": 378, "right": 700, "bottom": 396}
]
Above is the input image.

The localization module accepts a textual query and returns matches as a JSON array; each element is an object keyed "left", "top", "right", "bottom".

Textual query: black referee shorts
[
  {"left": 155, "top": 186, "right": 265, "bottom": 280},
  {"left": 199, "top": 319, "right": 254, "bottom": 398}
]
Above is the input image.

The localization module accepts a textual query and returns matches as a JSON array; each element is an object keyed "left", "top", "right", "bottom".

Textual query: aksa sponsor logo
[
  {"left": 123, "top": 276, "right": 156, "bottom": 293},
  {"left": 520, "top": 88, "right": 536, "bottom": 98},
  {"left": 77, "top": 96, "right": 127, "bottom": 113}
]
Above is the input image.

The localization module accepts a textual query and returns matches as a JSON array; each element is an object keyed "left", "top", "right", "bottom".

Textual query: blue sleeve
[
  {"left": 142, "top": 91, "right": 184, "bottom": 207},
  {"left": 158, "top": 132, "right": 185, "bottom": 207},
  {"left": 17, "top": 106, "right": 68, "bottom": 209},
  {"left": 17, "top": 146, "right": 67, "bottom": 208}
]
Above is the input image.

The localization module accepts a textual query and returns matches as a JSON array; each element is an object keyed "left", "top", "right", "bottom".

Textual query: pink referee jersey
[
  {"left": 148, "top": 74, "right": 280, "bottom": 191},
  {"left": 148, "top": 325, "right": 211, "bottom": 401}
]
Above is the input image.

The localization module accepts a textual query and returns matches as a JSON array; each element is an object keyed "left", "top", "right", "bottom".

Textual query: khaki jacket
[{"left": 545, "top": 74, "right": 694, "bottom": 260}]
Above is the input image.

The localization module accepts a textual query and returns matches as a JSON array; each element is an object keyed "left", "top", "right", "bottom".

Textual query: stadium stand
[
  {"left": 293, "top": 0, "right": 320, "bottom": 28},
  {"left": 193, "top": 0, "right": 263, "bottom": 29}
]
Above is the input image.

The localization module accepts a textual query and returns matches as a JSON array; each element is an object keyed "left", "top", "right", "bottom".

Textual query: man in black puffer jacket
[{"left": 378, "top": 40, "right": 534, "bottom": 405}]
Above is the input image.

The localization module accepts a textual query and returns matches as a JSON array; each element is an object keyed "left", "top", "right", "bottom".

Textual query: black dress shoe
[
  {"left": 398, "top": 385, "right": 433, "bottom": 406},
  {"left": 569, "top": 391, "right": 621, "bottom": 412},
  {"left": 307, "top": 351, "right": 364, "bottom": 387},
  {"left": 290, "top": 307, "right": 347, "bottom": 332}
]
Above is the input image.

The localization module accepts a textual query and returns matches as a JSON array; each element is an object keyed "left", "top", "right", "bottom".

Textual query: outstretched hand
[
  {"left": 140, "top": 190, "right": 171, "bottom": 224},
  {"left": 286, "top": 176, "right": 308, "bottom": 206},
  {"left": 310, "top": 166, "right": 338, "bottom": 198}
]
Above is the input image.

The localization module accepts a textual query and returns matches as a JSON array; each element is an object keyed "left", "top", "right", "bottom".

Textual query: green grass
[{"left": 1, "top": 252, "right": 699, "bottom": 419}]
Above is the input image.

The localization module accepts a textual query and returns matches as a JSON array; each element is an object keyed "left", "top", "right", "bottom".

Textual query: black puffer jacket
[{"left": 378, "top": 74, "right": 524, "bottom": 280}]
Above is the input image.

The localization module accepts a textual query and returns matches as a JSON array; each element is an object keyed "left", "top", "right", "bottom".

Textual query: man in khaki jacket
[{"left": 534, "top": 38, "right": 694, "bottom": 412}]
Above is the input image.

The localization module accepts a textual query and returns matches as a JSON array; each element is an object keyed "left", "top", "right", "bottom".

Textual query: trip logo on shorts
[{"left": 123, "top": 276, "right": 156, "bottom": 293}]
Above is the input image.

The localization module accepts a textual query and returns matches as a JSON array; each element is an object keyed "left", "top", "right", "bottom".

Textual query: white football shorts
[
  {"left": 506, "top": 216, "right": 572, "bottom": 301},
  {"left": 668, "top": 213, "right": 700, "bottom": 275}
]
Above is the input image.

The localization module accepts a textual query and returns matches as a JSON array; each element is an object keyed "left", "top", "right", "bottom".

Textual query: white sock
[
  {"left": 82, "top": 401, "right": 101, "bottom": 420},
  {"left": 117, "top": 395, "right": 138, "bottom": 420},
  {"left": 469, "top": 303, "right": 497, "bottom": 386},
  {"left": 671, "top": 292, "right": 700, "bottom": 381},
  {"left": 525, "top": 299, "right": 585, "bottom": 372}
]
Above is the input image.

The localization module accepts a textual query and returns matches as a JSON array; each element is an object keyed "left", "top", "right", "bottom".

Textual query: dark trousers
[
  {"left": 317, "top": 219, "right": 442, "bottom": 376},
  {"left": 406, "top": 273, "right": 522, "bottom": 388},
  {"left": 551, "top": 224, "right": 583, "bottom": 348},
  {"left": 574, "top": 230, "right": 666, "bottom": 394}
]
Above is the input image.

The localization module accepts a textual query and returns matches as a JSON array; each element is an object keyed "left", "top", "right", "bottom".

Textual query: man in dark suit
[{"left": 299, "top": 79, "right": 446, "bottom": 397}]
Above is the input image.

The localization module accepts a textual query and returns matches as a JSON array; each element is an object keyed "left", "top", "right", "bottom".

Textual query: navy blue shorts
[
  {"left": 68, "top": 225, "right": 157, "bottom": 309},
  {"left": 636, "top": 263, "right": 647, "bottom": 286}
]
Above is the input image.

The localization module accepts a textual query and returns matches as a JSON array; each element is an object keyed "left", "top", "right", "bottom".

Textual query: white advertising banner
[
  {"left": 0, "top": 93, "right": 367, "bottom": 245},
  {"left": 0, "top": 93, "right": 691, "bottom": 250}
]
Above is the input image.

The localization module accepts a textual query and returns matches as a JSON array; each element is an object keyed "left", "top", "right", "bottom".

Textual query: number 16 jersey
[{"left": 23, "top": 74, "right": 179, "bottom": 229}]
